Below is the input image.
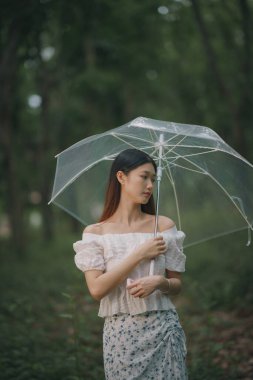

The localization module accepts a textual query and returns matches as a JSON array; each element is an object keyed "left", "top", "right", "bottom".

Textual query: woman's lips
[{"left": 143, "top": 192, "right": 151, "bottom": 197}]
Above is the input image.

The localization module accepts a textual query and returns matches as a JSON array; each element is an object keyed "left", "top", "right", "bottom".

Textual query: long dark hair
[{"left": 99, "top": 149, "right": 157, "bottom": 222}]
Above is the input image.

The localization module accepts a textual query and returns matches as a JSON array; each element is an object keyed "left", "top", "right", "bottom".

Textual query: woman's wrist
[
  {"left": 133, "top": 246, "right": 145, "bottom": 262},
  {"left": 157, "top": 275, "right": 170, "bottom": 293},
  {"left": 157, "top": 276, "right": 181, "bottom": 295}
]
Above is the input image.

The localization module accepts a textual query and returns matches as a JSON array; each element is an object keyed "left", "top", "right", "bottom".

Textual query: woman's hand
[
  {"left": 126, "top": 275, "right": 162, "bottom": 298},
  {"left": 135, "top": 236, "right": 167, "bottom": 261}
]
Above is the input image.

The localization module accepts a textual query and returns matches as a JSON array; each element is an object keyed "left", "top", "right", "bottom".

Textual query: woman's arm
[
  {"left": 157, "top": 270, "right": 182, "bottom": 295},
  {"left": 126, "top": 270, "right": 182, "bottom": 298},
  {"left": 84, "top": 251, "right": 143, "bottom": 301},
  {"left": 84, "top": 235, "right": 167, "bottom": 301}
]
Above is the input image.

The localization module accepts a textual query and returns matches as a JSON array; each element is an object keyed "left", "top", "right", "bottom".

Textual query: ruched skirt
[{"left": 103, "top": 309, "right": 188, "bottom": 380}]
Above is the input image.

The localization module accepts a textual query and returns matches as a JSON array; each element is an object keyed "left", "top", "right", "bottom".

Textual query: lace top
[{"left": 73, "top": 226, "right": 186, "bottom": 318}]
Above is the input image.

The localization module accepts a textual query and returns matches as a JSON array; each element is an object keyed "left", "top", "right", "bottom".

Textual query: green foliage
[
  {"left": 0, "top": 234, "right": 104, "bottom": 380},
  {"left": 184, "top": 230, "right": 253, "bottom": 311},
  {"left": 188, "top": 356, "right": 240, "bottom": 380}
]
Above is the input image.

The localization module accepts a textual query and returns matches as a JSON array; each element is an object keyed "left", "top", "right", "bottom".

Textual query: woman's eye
[{"left": 141, "top": 175, "right": 156, "bottom": 183}]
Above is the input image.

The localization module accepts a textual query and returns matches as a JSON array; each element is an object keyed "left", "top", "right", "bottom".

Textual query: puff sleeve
[
  {"left": 165, "top": 229, "right": 186, "bottom": 272},
  {"left": 73, "top": 234, "right": 105, "bottom": 272}
]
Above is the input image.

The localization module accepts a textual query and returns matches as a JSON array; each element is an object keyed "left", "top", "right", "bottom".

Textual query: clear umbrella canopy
[{"left": 48, "top": 117, "right": 253, "bottom": 248}]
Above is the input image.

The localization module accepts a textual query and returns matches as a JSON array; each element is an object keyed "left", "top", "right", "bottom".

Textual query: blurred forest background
[{"left": 1, "top": 0, "right": 253, "bottom": 379}]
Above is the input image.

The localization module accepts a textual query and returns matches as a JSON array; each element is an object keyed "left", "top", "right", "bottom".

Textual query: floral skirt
[{"left": 103, "top": 309, "right": 188, "bottom": 380}]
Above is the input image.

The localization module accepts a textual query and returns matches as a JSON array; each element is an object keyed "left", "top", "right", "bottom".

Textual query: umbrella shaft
[
  {"left": 150, "top": 175, "right": 162, "bottom": 276},
  {"left": 155, "top": 133, "right": 164, "bottom": 236},
  {"left": 150, "top": 133, "right": 164, "bottom": 276},
  {"left": 154, "top": 177, "right": 161, "bottom": 237}
]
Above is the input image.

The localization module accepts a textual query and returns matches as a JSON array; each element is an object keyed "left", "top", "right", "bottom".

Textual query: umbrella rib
[
  {"left": 163, "top": 148, "right": 218, "bottom": 163},
  {"left": 161, "top": 135, "right": 188, "bottom": 160},
  {"left": 162, "top": 144, "right": 253, "bottom": 168},
  {"left": 111, "top": 132, "right": 155, "bottom": 146},
  {"left": 163, "top": 167, "right": 182, "bottom": 230},
  {"left": 138, "top": 144, "right": 161, "bottom": 151},
  {"left": 164, "top": 143, "right": 218, "bottom": 149},
  {"left": 132, "top": 133, "right": 186, "bottom": 165},
  {"left": 159, "top": 135, "right": 188, "bottom": 165},
  {"left": 163, "top": 134, "right": 185, "bottom": 144},
  {"left": 53, "top": 200, "right": 86, "bottom": 225},
  {"left": 160, "top": 132, "right": 250, "bottom": 166},
  {"left": 162, "top": 145, "right": 217, "bottom": 161},
  {"left": 147, "top": 127, "right": 157, "bottom": 143},
  {"left": 147, "top": 129, "right": 160, "bottom": 159},
  {"left": 111, "top": 133, "right": 141, "bottom": 149},
  {"left": 150, "top": 146, "right": 161, "bottom": 160},
  {"left": 164, "top": 162, "right": 205, "bottom": 175},
  {"left": 111, "top": 133, "right": 163, "bottom": 155},
  {"left": 49, "top": 136, "right": 185, "bottom": 204},
  {"left": 184, "top": 225, "right": 252, "bottom": 248},
  {"left": 172, "top": 151, "right": 253, "bottom": 229},
  {"left": 48, "top": 156, "right": 114, "bottom": 203}
]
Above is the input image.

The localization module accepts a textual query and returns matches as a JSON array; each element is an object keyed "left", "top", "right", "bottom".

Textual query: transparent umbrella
[{"left": 48, "top": 117, "right": 253, "bottom": 271}]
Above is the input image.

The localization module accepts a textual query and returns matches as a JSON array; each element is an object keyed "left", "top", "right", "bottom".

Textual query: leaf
[
  {"left": 61, "top": 292, "right": 72, "bottom": 299},
  {"left": 58, "top": 313, "right": 73, "bottom": 319}
]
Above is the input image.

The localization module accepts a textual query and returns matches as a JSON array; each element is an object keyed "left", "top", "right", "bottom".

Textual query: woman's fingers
[
  {"left": 156, "top": 239, "right": 167, "bottom": 252},
  {"left": 155, "top": 237, "right": 166, "bottom": 245},
  {"left": 132, "top": 289, "right": 144, "bottom": 297},
  {"left": 126, "top": 281, "right": 138, "bottom": 289},
  {"left": 130, "top": 287, "right": 142, "bottom": 296},
  {"left": 160, "top": 243, "right": 167, "bottom": 252},
  {"left": 127, "top": 282, "right": 145, "bottom": 296},
  {"left": 154, "top": 236, "right": 163, "bottom": 242},
  {"left": 127, "top": 276, "right": 160, "bottom": 298}
]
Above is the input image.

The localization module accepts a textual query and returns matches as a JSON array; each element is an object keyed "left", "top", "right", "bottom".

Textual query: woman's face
[{"left": 118, "top": 163, "right": 156, "bottom": 204}]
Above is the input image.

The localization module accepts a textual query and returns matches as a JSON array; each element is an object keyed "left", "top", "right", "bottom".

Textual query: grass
[
  {"left": 0, "top": 234, "right": 104, "bottom": 380},
  {"left": 0, "top": 229, "right": 252, "bottom": 379}
]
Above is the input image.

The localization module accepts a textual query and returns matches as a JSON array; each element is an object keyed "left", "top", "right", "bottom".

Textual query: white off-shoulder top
[{"left": 73, "top": 226, "right": 186, "bottom": 318}]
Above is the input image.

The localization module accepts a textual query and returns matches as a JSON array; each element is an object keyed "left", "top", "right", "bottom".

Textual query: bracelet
[{"left": 161, "top": 279, "right": 171, "bottom": 294}]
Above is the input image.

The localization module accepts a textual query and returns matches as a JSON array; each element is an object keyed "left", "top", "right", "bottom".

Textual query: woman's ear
[{"left": 116, "top": 170, "right": 126, "bottom": 185}]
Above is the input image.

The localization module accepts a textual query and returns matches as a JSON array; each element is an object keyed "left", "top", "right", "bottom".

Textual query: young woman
[{"left": 73, "top": 149, "right": 188, "bottom": 380}]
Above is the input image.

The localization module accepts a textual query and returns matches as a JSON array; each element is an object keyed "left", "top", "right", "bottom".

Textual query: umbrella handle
[{"left": 149, "top": 259, "right": 155, "bottom": 276}]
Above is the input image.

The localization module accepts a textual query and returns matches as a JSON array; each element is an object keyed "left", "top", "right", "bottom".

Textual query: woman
[{"left": 73, "top": 149, "right": 188, "bottom": 380}]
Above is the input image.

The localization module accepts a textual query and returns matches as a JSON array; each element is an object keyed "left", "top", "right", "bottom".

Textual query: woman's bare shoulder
[
  {"left": 158, "top": 215, "right": 175, "bottom": 231},
  {"left": 83, "top": 223, "right": 103, "bottom": 235}
]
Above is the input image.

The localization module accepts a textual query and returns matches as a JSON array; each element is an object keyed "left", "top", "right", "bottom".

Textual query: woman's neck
[{"left": 110, "top": 204, "right": 144, "bottom": 227}]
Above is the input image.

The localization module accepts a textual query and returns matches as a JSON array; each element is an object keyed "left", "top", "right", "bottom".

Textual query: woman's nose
[{"left": 147, "top": 180, "right": 153, "bottom": 190}]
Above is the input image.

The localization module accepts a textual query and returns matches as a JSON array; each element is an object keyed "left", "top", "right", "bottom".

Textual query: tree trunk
[
  {"left": 237, "top": 0, "right": 252, "bottom": 159},
  {"left": 37, "top": 66, "right": 55, "bottom": 241},
  {"left": 0, "top": 22, "right": 26, "bottom": 256},
  {"left": 190, "top": 0, "right": 245, "bottom": 154}
]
